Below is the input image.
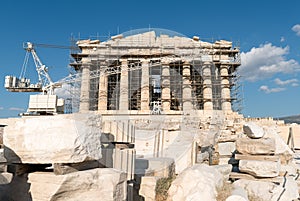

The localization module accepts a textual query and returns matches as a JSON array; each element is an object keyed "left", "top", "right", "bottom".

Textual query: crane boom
[{"left": 25, "top": 42, "right": 54, "bottom": 94}]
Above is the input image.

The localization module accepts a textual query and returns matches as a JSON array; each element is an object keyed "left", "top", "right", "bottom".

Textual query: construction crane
[
  {"left": 4, "top": 42, "right": 62, "bottom": 94},
  {"left": 4, "top": 42, "right": 65, "bottom": 115}
]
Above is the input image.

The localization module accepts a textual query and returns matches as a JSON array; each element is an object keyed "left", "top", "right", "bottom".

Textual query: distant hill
[{"left": 278, "top": 114, "right": 300, "bottom": 124}]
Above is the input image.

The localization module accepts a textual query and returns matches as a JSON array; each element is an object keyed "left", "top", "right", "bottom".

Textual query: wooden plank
[
  {"left": 229, "top": 172, "right": 283, "bottom": 183},
  {"left": 234, "top": 154, "right": 279, "bottom": 162}
]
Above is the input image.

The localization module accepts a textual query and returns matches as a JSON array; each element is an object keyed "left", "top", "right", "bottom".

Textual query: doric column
[
  {"left": 98, "top": 69, "right": 108, "bottom": 112},
  {"left": 182, "top": 62, "right": 193, "bottom": 111},
  {"left": 220, "top": 64, "right": 232, "bottom": 111},
  {"left": 119, "top": 59, "right": 128, "bottom": 111},
  {"left": 141, "top": 59, "right": 150, "bottom": 111},
  {"left": 79, "top": 63, "right": 90, "bottom": 112},
  {"left": 161, "top": 63, "right": 170, "bottom": 112},
  {"left": 202, "top": 62, "right": 213, "bottom": 110}
]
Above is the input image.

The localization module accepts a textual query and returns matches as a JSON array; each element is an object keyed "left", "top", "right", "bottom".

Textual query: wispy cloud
[
  {"left": 0, "top": 107, "right": 4, "bottom": 110},
  {"left": 274, "top": 78, "right": 298, "bottom": 86},
  {"left": 54, "top": 83, "right": 80, "bottom": 101},
  {"left": 239, "top": 43, "right": 300, "bottom": 82},
  {"left": 280, "top": 37, "right": 285, "bottom": 42},
  {"left": 259, "top": 85, "right": 286, "bottom": 94},
  {"left": 292, "top": 24, "right": 300, "bottom": 36},
  {"left": 9, "top": 107, "right": 24, "bottom": 111}
]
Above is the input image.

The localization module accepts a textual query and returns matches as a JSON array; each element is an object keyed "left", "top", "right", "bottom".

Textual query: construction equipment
[{"left": 4, "top": 42, "right": 64, "bottom": 115}]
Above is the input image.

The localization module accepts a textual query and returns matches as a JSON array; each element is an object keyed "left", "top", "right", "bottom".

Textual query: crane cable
[{"left": 19, "top": 51, "right": 30, "bottom": 79}]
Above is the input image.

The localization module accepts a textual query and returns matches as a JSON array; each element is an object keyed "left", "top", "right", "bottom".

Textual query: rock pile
[
  {"left": 0, "top": 113, "right": 128, "bottom": 201},
  {"left": 216, "top": 114, "right": 244, "bottom": 166},
  {"left": 231, "top": 121, "right": 299, "bottom": 201}
]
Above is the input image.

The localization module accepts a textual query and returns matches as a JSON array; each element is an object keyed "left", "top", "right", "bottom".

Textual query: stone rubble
[
  {"left": 0, "top": 112, "right": 300, "bottom": 201},
  {"left": 167, "top": 164, "right": 224, "bottom": 201},
  {"left": 231, "top": 120, "right": 299, "bottom": 200},
  {"left": 0, "top": 168, "right": 127, "bottom": 201}
]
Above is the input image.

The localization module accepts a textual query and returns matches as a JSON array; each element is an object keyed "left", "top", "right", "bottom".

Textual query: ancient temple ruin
[
  {"left": 1, "top": 28, "right": 300, "bottom": 201},
  {"left": 70, "top": 28, "right": 241, "bottom": 114}
]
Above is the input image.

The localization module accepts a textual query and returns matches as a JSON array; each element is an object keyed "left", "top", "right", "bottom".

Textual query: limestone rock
[
  {"left": 239, "top": 160, "right": 280, "bottom": 178},
  {"left": 226, "top": 186, "right": 248, "bottom": 201},
  {"left": 226, "top": 195, "right": 248, "bottom": 201},
  {"left": 218, "top": 142, "right": 235, "bottom": 156},
  {"left": 0, "top": 148, "right": 7, "bottom": 172},
  {"left": 282, "top": 177, "right": 299, "bottom": 201},
  {"left": 264, "top": 127, "right": 293, "bottom": 164},
  {"left": 167, "top": 164, "right": 223, "bottom": 201},
  {"left": 236, "top": 137, "right": 275, "bottom": 155},
  {"left": 234, "top": 178, "right": 299, "bottom": 201},
  {"left": 3, "top": 113, "right": 102, "bottom": 164},
  {"left": 243, "top": 122, "right": 265, "bottom": 138},
  {"left": 213, "top": 164, "right": 232, "bottom": 181},
  {"left": 0, "top": 168, "right": 127, "bottom": 201},
  {"left": 280, "top": 163, "right": 297, "bottom": 176},
  {"left": 135, "top": 157, "right": 175, "bottom": 178},
  {"left": 0, "top": 127, "right": 3, "bottom": 145},
  {"left": 139, "top": 176, "right": 159, "bottom": 201},
  {"left": 0, "top": 172, "right": 12, "bottom": 185}
]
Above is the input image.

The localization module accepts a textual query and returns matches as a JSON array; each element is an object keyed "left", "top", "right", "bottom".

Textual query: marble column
[
  {"left": 161, "top": 63, "right": 170, "bottom": 112},
  {"left": 141, "top": 59, "right": 150, "bottom": 111},
  {"left": 79, "top": 63, "right": 90, "bottom": 112},
  {"left": 98, "top": 68, "right": 108, "bottom": 112},
  {"left": 220, "top": 64, "right": 232, "bottom": 111},
  {"left": 119, "top": 59, "right": 129, "bottom": 111},
  {"left": 202, "top": 62, "right": 213, "bottom": 110},
  {"left": 182, "top": 62, "right": 193, "bottom": 111}
]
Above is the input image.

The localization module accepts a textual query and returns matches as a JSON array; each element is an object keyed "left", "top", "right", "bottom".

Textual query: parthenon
[{"left": 70, "top": 28, "right": 241, "bottom": 114}]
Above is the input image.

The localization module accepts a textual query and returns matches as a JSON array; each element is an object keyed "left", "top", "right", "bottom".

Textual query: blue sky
[{"left": 0, "top": 0, "right": 300, "bottom": 118}]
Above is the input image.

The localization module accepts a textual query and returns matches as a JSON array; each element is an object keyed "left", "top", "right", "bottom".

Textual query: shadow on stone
[
  {"left": 0, "top": 146, "right": 33, "bottom": 201},
  {"left": 99, "top": 133, "right": 115, "bottom": 168}
]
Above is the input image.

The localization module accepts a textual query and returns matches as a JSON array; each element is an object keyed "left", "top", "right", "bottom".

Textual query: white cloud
[
  {"left": 259, "top": 85, "right": 286, "bottom": 94},
  {"left": 274, "top": 78, "right": 298, "bottom": 86},
  {"left": 239, "top": 43, "right": 300, "bottom": 82},
  {"left": 291, "top": 83, "right": 299, "bottom": 87},
  {"left": 9, "top": 107, "right": 24, "bottom": 111},
  {"left": 0, "top": 107, "right": 4, "bottom": 110},
  {"left": 292, "top": 24, "right": 300, "bottom": 36},
  {"left": 280, "top": 37, "right": 285, "bottom": 42}
]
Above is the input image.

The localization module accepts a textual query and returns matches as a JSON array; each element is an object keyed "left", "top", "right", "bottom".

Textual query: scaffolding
[{"left": 64, "top": 28, "right": 242, "bottom": 114}]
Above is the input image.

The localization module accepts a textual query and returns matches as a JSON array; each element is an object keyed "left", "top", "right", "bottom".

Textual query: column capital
[
  {"left": 220, "top": 64, "right": 229, "bottom": 69},
  {"left": 203, "top": 61, "right": 212, "bottom": 65},
  {"left": 141, "top": 59, "right": 150, "bottom": 66},
  {"left": 120, "top": 58, "right": 128, "bottom": 65},
  {"left": 141, "top": 59, "right": 150, "bottom": 64},
  {"left": 183, "top": 62, "right": 190, "bottom": 66}
]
